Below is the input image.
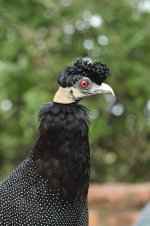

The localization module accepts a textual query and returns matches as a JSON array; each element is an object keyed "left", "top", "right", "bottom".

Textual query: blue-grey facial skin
[
  {"left": 73, "top": 77, "right": 98, "bottom": 95},
  {"left": 73, "top": 76, "right": 114, "bottom": 97}
]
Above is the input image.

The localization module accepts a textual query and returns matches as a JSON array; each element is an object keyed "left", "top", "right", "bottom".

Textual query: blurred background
[{"left": 0, "top": 0, "right": 150, "bottom": 225}]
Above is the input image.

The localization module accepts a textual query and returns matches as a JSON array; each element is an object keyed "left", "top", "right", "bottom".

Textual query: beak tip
[
  {"left": 94, "top": 83, "right": 115, "bottom": 96},
  {"left": 110, "top": 90, "right": 115, "bottom": 96}
]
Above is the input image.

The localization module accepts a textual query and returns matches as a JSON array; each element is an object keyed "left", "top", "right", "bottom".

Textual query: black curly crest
[{"left": 58, "top": 59, "right": 110, "bottom": 87}]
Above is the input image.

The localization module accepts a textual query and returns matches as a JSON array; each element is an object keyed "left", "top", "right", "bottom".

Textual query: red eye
[{"left": 80, "top": 80, "right": 89, "bottom": 88}]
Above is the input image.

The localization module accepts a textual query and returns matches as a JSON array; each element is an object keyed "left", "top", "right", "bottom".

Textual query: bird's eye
[{"left": 80, "top": 80, "right": 89, "bottom": 88}]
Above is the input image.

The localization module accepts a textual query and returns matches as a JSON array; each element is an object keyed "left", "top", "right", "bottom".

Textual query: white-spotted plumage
[{"left": 0, "top": 156, "right": 88, "bottom": 226}]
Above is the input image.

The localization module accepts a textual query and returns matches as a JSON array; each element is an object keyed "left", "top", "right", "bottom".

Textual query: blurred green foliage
[{"left": 0, "top": 0, "right": 150, "bottom": 182}]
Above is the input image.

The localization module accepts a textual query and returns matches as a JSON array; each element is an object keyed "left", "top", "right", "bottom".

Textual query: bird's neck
[
  {"left": 53, "top": 87, "right": 75, "bottom": 104},
  {"left": 32, "top": 102, "right": 90, "bottom": 199},
  {"left": 53, "top": 86, "right": 86, "bottom": 104}
]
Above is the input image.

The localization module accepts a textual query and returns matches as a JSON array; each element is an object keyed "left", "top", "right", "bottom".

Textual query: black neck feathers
[{"left": 32, "top": 102, "right": 90, "bottom": 200}]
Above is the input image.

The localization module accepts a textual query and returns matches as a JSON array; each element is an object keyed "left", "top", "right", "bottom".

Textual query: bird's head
[{"left": 53, "top": 59, "right": 114, "bottom": 104}]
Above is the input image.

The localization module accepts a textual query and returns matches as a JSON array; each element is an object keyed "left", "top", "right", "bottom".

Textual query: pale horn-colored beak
[{"left": 94, "top": 83, "right": 115, "bottom": 96}]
